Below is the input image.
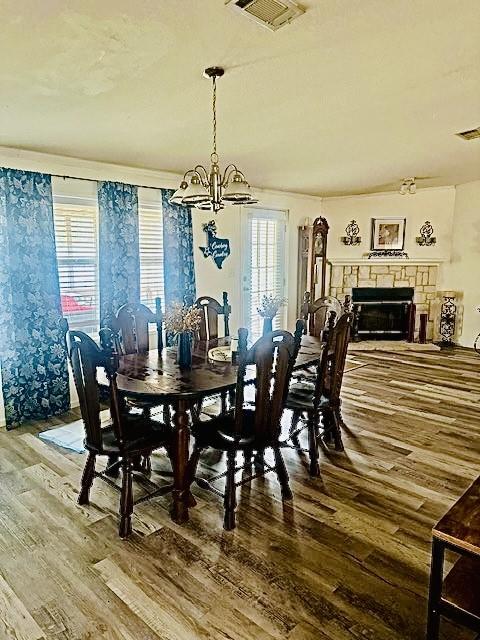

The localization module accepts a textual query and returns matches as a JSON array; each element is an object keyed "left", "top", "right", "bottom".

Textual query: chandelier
[{"left": 170, "top": 67, "right": 257, "bottom": 213}]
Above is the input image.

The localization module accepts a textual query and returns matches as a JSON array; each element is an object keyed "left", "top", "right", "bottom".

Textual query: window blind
[
  {"left": 247, "top": 210, "right": 286, "bottom": 338},
  {"left": 53, "top": 199, "right": 99, "bottom": 334},
  {"left": 139, "top": 202, "right": 165, "bottom": 312}
]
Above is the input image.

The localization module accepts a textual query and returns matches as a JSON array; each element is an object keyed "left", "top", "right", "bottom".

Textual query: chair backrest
[
  {"left": 113, "top": 297, "right": 164, "bottom": 355},
  {"left": 302, "top": 292, "right": 342, "bottom": 337},
  {"left": 67, "top": 329, "right": 125, "bottom": 451},
  {"left": 312, "top": 310, "right": 337, "bottom": 405},
  {"left": 325, "top": 311, "right": 353, "bottom": 403},
  {"left": 234, "top": 319, "right": 304, "bottom": 444},
  {"left": 195, "top": 292, "right": 231, "bottom": 341}
]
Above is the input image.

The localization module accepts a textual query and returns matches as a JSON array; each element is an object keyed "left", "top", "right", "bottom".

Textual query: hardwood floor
[{"left": 1, "top": 347, "right": 479, "bottom": 639}]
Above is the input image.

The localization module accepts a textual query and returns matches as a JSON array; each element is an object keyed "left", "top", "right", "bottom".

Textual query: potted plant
[
  {"left": 165, "top": 302, "right": 202, "bottom": 369},
  {"left": 257, "top": 294, "right": 287, "bottom": 336}
]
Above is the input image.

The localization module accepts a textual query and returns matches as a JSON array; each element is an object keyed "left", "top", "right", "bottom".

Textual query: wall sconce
[
  {"left": 416, "top": 221, "right": 436, "bottom": 246},
  {"left": 400, "top": 177, "right": 416, "bottom": 195},
  {"left": 341, "top": 220, "right": 361, "bottom": 245}
]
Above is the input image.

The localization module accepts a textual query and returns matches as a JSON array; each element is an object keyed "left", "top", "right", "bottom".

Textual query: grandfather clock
[{"left": 309, "top": 216, "right": 329, "bottom": 300}]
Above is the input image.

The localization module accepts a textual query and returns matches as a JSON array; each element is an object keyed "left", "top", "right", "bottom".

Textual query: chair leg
[
  {"left": 140, "top": 455, "right": 152, "bottom": 476},
  {"left": 243, "top": 447, "right": 253, "bottom": 470},
  {"left": 223, "top": 450, "right": 237, "bottom": 531},
  {"left": 307, "top": 413, "right": 321, "bottom": 477},
  {"left": 186, "top": 445, "right": 202, "bottom": 488},
  {"left": 105, "top": 453, "right": 120, "bottom": 478},
  {"left": 163, "top": 404, "right": 171, "bottom": 428},
  {"left": 78, "top": 452, "right": 96, "bottom": 505},
  {"left": 273, "top": 446, "right": 293, "bottom": 500},
  {"left": 119, "top": 459, "right": 134, "bottom": 538},
  {"left": 332, "top": 407, "right": 345, "bottom": 452},
  {"left": 254, "top": 449, "right": 265, "bottom": 472},
  {"left": 221, "top": 391, "right": 227, "bottom": 414},
  {"left": 289, "top": 410, "right": 302, "bottom": 448}
]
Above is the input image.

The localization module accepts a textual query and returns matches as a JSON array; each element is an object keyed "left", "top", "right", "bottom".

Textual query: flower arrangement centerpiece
[
  {"left": 165, "top": 302, "right": 202, "bottom": 369},
  {"left": 257, "top": 294, "right": 287, "bottom": 336}
]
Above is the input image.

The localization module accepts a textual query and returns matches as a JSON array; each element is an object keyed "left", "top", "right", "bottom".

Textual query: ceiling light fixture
[
  {"left": 170, "top": 67, "right": 257, "bottom": 213},
  {"left": 399, "top": 177, "right": 416, "bottom": 195}
]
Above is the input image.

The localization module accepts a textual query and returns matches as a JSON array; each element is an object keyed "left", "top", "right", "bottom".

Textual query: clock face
[{"left": 314, "top": 234, "right": 324, "bottom": 256}]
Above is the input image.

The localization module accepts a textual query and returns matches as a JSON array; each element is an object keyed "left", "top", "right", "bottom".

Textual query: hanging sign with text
[{"left": 199, "top": 220, "right": 231, "bottom": 269}]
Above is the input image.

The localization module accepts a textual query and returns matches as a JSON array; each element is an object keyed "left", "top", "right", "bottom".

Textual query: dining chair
[
  {"left": 67, "top": 328, "right": 173, "bottom": 538},
  {"left": 301, "top": 292, "right": 342, "bottom": 338},
  {"left": 194, "top": 292, "right": 232, "bottom": 417},
  {"left": 195, "top": 292, "right": 231, "bottom": 341},
  {"left": 286, "top": 312, "right": 353, "bottom": 475},
  {"left": 186, "top": 320, "right": 304, "bottom": 530},
  {"left": 114, "top": 297, "right": 164, "bottom": 355},
  {"left": 105, "top": 298, "right": 171, "bottom": 426}
]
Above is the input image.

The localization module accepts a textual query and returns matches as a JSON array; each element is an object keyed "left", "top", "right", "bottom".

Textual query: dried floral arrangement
[
  {"left": 257, "top": 294, "right": 287, "bottom": 319},
  {"left": 164, "top": 302, "right": 202, "bottom": 335}
]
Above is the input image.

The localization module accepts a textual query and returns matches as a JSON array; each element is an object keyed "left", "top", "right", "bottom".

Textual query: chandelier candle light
[{"left": 170, "top": 67, "right": 257, "bottom": 213}]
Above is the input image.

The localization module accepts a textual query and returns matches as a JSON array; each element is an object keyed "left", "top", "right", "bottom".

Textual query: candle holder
[
  {"left": 341, "top": 220, "right": 361, "bottom": 245},
  {"left": 416, "top": 221, "right": 436, "bottom": 246}
]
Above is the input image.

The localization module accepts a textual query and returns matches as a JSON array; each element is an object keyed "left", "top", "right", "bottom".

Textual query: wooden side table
[{"left": 426, "top": 476, "right": 480, "bottom": 639}]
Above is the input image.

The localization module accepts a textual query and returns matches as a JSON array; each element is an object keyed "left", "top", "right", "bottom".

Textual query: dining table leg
[{"left": 170, "top": 398, "right": 191, "bottom": 524}]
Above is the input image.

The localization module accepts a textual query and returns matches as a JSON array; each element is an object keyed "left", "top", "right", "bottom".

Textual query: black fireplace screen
[{"left": 352, "top": 287, "right": 414, "bottom": 340}]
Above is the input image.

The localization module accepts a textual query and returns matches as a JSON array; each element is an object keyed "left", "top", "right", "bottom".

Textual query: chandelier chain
[{"left": 212, "top": 76, "right": 217, "bottom": 158}]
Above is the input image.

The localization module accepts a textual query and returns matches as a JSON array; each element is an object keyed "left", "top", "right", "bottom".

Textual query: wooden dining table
[{"left": 102, "top": 335, "right": 324, "bottom": 524}]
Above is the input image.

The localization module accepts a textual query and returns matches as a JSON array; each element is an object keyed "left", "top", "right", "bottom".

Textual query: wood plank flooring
[{"left": 1, "top": 347, "right": 479, "bottom": 639}]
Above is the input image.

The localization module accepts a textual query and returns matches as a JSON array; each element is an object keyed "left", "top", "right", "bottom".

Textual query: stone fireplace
[{"left": 329, "top": 262, "right": 439, "bottom": 340}]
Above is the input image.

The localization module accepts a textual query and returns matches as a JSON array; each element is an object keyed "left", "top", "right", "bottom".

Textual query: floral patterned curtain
[
  {"left": 98, "top": 181, "right": 140, "bottom": 324},
  {"left": 161, "top": 189, "right": 196, "bottom": 311},
  {"left": 0, "top": 168, "right": 70, "bottom": 429}
]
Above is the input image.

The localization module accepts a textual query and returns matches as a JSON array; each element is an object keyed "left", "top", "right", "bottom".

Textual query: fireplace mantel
[{"left": 329, "top": 258, "right": 446, "bottom": 266}]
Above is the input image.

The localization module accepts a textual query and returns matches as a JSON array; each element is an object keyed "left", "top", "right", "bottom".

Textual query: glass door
[{"left": 241, "top": 208, "right": 287, "bottom": 340}]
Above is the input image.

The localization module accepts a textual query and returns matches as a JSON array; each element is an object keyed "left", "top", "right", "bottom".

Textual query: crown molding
[{"left": 0, "top": 146, "right": 324, "bottom": 204}]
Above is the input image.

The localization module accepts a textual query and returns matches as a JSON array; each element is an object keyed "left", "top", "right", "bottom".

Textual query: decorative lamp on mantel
[
  {"left": 416, "top": 221, "right": 436, "bottom": 246},
  {"left": 341, "top": 220, "right": 361, "bottom": 245}
]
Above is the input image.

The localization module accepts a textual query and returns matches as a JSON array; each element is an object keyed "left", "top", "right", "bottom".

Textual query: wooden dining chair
[
  {"left": 186, "top": 320, "right": 304, "bottom": 530},
  {"left": 194, "top": 292, "right": 232, "bottom": 417},
  {"left": 286, "top": 312, "right": 353, "bottom": 475},
  {"left": 67, "top": 329, "right": 173, "bottom": 538},
  {"left": 114, "top": 297, "right": 164, "bottom": 354},
  {"left": 301, "top": 292, "right": 342, "bottom": 337},
  {"left": 195, "top": 292, "right": 231, "bottom": 341},
  {"left": 104, "top": 298, "right": 171, "bottom": 426}
]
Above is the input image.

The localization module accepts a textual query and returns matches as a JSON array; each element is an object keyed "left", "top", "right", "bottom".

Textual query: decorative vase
[
  {"left": 262, "top": 317, "right": 273, "bottom": 336},
  {"left": 177, "top": 332, "right": 192, "bottom": 369}
]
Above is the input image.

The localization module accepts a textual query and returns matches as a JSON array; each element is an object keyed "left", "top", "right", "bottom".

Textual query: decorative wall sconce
[
  {"left": 416, "top": 221, "right": 436, "bottom": 246},
  {"left": 341, "top": 220, "right": 361, "bottom": 245}
]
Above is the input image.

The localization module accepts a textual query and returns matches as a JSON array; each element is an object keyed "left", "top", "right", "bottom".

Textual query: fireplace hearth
[{"left": 352, "top": 287, "right": 415, "bottom": 341}]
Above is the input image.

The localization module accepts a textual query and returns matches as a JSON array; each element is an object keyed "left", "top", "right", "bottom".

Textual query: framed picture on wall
[{"left": 371, "top": 217, "right": 406, "bottom": 251}]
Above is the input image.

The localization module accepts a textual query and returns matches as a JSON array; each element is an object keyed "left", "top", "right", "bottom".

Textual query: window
[
  {"left": 242, "top": 208, "right": 287, "bottom": 339},
  {"left": 53, "top": 196, "right": 99, "bottom": 334},
  {"left": 138, "top": 189, "right": 165, "bottom": 312}
]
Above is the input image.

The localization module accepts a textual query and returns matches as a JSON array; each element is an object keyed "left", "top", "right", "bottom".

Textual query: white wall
[
  {"left": 441, "top": 180, "right": 480, "bottom": 347},
  {"left": 322, "top": 186, "right": 456, "bottom": 262}
]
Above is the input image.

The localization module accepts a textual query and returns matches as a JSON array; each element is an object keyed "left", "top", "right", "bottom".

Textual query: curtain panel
[
  {"left": 98, "top": 181, "right": 140, "bottom": 324},
  {"left": 0, "top": 168, "right": 70, "bottom": 429},
  {"left": 161, "top": 189, "right": 196, "bottom": 312}
]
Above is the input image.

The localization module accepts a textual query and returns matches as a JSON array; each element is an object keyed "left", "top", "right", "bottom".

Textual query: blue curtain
[
  {"left": 98, "top": 181, "right": 140, "bottom": 323},
  {"left": 161, "top": 189, "right": 196, "bottom": 310},
  {"left": 0, "top": 169, "right": 70, "bottom": 429}
]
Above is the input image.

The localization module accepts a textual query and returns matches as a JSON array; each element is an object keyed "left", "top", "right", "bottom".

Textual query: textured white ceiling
[{"left": 0, "top": 0, "right": 479, "bottom": 196}]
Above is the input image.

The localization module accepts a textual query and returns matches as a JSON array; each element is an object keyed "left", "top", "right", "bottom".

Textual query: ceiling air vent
[
  {"left": 225, "top": 0, "right": 305, "bottom": 31},
  {"left": 456, "top": 127, "right": 480, "bottom": 141}
]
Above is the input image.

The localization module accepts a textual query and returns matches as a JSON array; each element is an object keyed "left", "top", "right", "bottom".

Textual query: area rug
[
  {"left": 38, "top": 409, "right": 111, "bottom": 453},
  {"left": 349, "top": 340, "right": 440, "bottom": 352}
]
